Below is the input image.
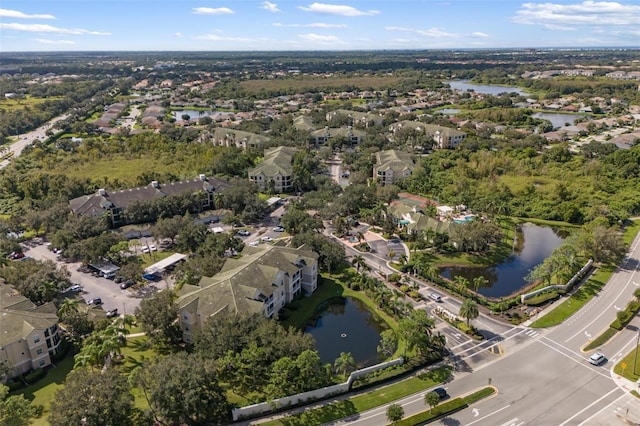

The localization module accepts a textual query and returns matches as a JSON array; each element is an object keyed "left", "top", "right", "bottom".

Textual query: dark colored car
[
  {"left": 120, "top": 280, "right": 134, "bottom": 290},
  {"left": 88, "top": 298, "right": 102, "bottom": 305},
  {"left": 142, "top": 273, "right": 159, "bottom": 281},
  {"left": 432, "top": 387, "right": 448, "bottom": 400}
]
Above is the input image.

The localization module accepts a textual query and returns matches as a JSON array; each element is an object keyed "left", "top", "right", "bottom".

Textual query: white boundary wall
[
  {"left": 521, "top": 259, "right": 593, "bottom": 304},
  {"left": 232, "top": 357, "right": 404, "bottom": 421}
]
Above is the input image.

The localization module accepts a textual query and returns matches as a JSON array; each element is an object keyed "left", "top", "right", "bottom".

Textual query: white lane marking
[
  {"left": 537, "top": 338, "right": 612, "bottom": 379},
  {"left": 584, "top": 331, "right": 591, "bottom": 338},
  {"left": 564, "top": 262, "right": 640, "bottom": 343},
  {"left": 497, "top": 417, "right": 519, "bottom": 426},
  {"left": 558, "top": 387, "right": 621, "bottom": 426},
  {"left": 465, "top": 404, "right": 512, "bottom": 426},
  {"left": 472, "top": 408, "right": 479, "bottom": 417}
]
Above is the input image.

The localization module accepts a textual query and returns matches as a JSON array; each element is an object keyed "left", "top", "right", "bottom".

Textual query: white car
[
  {"left": 273, "top": 226, "right": 285, "bottom": 232},
  {"left": 261, "top": 236, "right": 273, "bottom": 242},
  {"left": 249, "top": 241, "right": 260, "bottom": 247},
  {"left": 142, "top": 246, "right": 150, "bottom": 254},
  {"left": 149, "top": 244, "right": 157, "bottom": 251},
  {"left": 589, "top": 352, "right": 606, "bottom": 366}
]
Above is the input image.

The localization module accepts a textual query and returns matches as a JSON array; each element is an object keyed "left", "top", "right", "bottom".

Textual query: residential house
[
  {"left": 373, "top": 150, "right": 415, "bottom": 186},
  {"left": 248, "top": 146, "right": 298, "bottom": 192},
  {"left": 0, "top": 281, "right": 62, "bottom": 379},
  {"left": 176, "top": 244, "right": 319, "bottom": 343},
  {"left": 69, "top": 174, "right": 229, "bottom": 228},
  {"left": 325, "top": 109, "right": 384, "bottom": 127},
  {"left": 388, "top": 121, "right": 467, "bottom": 149},
  {"left": 310, "top": 126, "right": 365, "bottom": 146},
  {"left": 210, "top": 128, "right": 271, "bottom": 150}
]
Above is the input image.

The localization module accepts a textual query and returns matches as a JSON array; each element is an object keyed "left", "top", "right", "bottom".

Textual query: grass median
[
  {"left": 260, "top": 366, "right": 452, "bottom": 426},
  {"left": 393, "top": 387, "right": 496, "bottom": 426}
]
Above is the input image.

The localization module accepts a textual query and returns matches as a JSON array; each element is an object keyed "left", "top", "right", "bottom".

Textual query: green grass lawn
[
  {"left": 16, "top": 355, "right": 75, "bottom": 426},
  {"left": 614, "top": 346, "right": 640, "bottom": 382},
  {"left": 530, "top": 266, "right": 611, "bottom": 328},
  {"left": 261, "top": 366, "right": 451, "bottom": 426}
]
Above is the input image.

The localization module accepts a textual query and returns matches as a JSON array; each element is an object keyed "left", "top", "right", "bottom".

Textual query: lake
[
  {"left": 447, "top": 80, "right": 530, "bottom": 96},
  {"left": 531, "top": 112, "right": 585, "bottom": 129},
  {"left": 305, "top": 297, "right": 386, "bottom": 367},
  {"left": 440, "top": 223, "right": 566, "bottom": 298},
  {"left": 172, "top": 109, "right": 234, "bottom": 122}
]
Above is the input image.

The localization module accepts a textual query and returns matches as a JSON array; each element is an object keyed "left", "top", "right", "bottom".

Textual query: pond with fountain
[{"left": 305, "top": 297, "right": 387, "bottom": 367}]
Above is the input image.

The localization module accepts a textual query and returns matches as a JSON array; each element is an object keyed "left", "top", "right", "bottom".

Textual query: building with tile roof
[
  {"left": 248, "top": 146, "right": 298, "bottom": 193},
  {"left": 69, "top": 174, "right": 229, "bottom": 228},
  {"left": 310, "top": 126, "right": 365, "bottom": 146},
  {"left": 373, "top": 150, "right": 416, "bottom": 186},
  {"left": 176, "top": 244, "right": 318, "bottom": 343},
  {"left": 210, "top": 127, "right": 271, "bottom": 150},
  {"left": 325, "top": 109, "right": 384, "bottom": 127},
  {"left": 388, "top": 121, "right": 467, "bottom": 149},
  {"left": 0, "top": 281, "right": 62, "bottom": 379}
]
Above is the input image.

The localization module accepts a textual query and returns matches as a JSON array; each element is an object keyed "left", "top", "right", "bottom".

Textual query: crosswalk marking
[{"left": 524, "top": 329, "right": 539, "bottom": 338}]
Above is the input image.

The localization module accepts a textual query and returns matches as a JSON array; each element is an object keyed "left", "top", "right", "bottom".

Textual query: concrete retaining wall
[
  {"left": 231, "top": 357, "right": 404, "bottom": 421},
  {"left": 521, "top": 259, "right": 593, "bottom": 304}
]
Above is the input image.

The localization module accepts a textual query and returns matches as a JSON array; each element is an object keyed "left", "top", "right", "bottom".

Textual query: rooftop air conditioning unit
[
  {"left": 199, "top": 174, "right": 207, "bottom": 181},
  {"left": 98, "top": 188, "right": 106, "bottom": 196},
  {"left": 151, "top": 181, "right": 159, "bottom": 188}
]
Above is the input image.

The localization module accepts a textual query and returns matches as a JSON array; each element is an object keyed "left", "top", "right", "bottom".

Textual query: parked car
[
  {"left": 149, "top": 244, "right": 157, "bottom": 251},
  {"left": 589, "top": 352, "right": 606, "bottom": 366},
  {"left": 142, "top": 273, "right": 159, "bottom": 281},
  {"left": 142, "top": 246, "right": 150, "bottom": 254},
  {"left": 120, "top": 280, "right": 134, "bottom": 290},
  {"left": 273, "top": 226, "right": 285, "bottom": 232},
  {"left": 66, "top": 284, "right": 83, "bottom": 293},
  {"left": 261, "top": 236, "right": 273, "bottom": 242},
  {"left": 88, "top": 298, "right": 102, "bottom": 305},
  {"left": 237, "top": 230, "right": 251, "bottom": 236},
  {"left": 249, "top": 241, "right": 260, "bottom": 247},
  {"left": 106, "top": 309, "right": 119, "bottom": 318}
]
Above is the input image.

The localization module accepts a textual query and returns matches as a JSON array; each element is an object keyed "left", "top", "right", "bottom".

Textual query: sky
[{"left": 1, "top": 1, "right": 639, "bottom": 52}]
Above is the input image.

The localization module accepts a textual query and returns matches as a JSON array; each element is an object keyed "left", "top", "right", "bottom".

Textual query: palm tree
[
  {"left": 57, "top": 298, "right": 79, "bottom": 320},
  {"left": 334, "top": 352, "right": 356, "bottom": 376},
  {"left": 459, "top": 298, "right": 479, "bottom": 327},
  {"left": 454, "top": 275, "right": 470, "bottom": 296},
  {"left": 351, "top": 255, "right": 366, "bottom": 273},
  {"left": 472, "top": 276, "right": 488, "bottom": 298},
  {"left": 425, "top": 391, "right": 441, "bottom": 413}
]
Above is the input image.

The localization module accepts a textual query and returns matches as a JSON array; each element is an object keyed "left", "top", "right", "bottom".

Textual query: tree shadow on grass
[{"left": 281, "top": 400, "right": 358, "bottom": 426}]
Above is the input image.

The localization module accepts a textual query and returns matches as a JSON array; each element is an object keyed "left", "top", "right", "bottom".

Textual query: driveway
[{"left": 23, "top": 242, "right": 159, "bottom": 314}]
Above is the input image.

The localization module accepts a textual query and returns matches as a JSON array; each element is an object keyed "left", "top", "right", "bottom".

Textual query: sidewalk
[{"left": 610, "top": 371, "right": 640, "bottom": 425}]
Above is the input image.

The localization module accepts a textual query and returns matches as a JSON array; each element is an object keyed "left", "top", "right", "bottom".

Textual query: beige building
[
  {"left": 0, "top": 281, "right": 62, "bottom": 379},
  {"left": 389, "top": 121, "right": 466, "bottom": 149},
  {"left": 310, "top": 126, "right": 365, "bottom": 146},
  {"left": 176, "top": 244, "right": 318, "bottom": 343},
  {"left": 248, "top": 146, "right": 298, "bottom": 193},
  {"left": 69, "top": 174, "right": 229, "bottom": 227},
  {"left": 210, "top": 128, "right": 271, "bottom": 150},
  {"left": 373, "top": 150, "right": 416, "bottom": 186}
]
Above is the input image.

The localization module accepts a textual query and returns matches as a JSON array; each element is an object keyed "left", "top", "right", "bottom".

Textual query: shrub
[
  {"left": 24, "top": 368, "right": 46, "bottom": 384},
  {"left": 6, "top": 380, "right": 25, "bottom": 391}
]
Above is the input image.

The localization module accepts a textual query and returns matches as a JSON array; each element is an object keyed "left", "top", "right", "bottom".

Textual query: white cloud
[
  {"left": 512, "top": 1, "right": 640, "bottom": 26},
  {"left": 298, "top": 33, "right": 341, "bottom": 42},
  {"left": 0, "top": 23, "right": 110, "bottom": 35},
  {"left": 298, "top": 3, "right": 380, "bottom": 16},
  {"left": 192, "top": 7, "right": 234, "bottom": 15},
  {"left": 543, "top": 24, "right": 576, "bottom": 31},
  {"left": 261, "top": 1, "right": 280, "bottom": 12},
  {"left": 472, "top": 32, "right": 490, "bottom": 38},
  {"left": 175, "top": 32, "right": 183, "bottom": 37},
  {"left": 0, "top": 9, "right": 55, "bottom": 19},
  {"left": 194, "top": 33, "right": 252, "bottom": 42},
  {"left": 272, "top": 22, "right": 347, "bottom": 28},
  {"left": 33, "top": 38, "right": 75, "bottom": 45},
  {"left": 387, "top": 26, "right": 458, "bottom": 38}
]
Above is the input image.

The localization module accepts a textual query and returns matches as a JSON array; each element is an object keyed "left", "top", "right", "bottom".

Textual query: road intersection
[{"left": 332, "top": 226, "right": 640, "bottom": 425}]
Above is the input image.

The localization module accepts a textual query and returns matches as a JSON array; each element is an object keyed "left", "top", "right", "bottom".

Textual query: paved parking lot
[{"left": 23, "top": 242, "right": 162, "bottom": 314}]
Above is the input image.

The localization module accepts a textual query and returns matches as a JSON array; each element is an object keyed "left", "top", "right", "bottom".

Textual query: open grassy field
[
  {"left": 0, "top": 96, "right": 64, "bottom": 112},
  {"left": 239, "top": 75, "right": 407, "bottom": 94}
]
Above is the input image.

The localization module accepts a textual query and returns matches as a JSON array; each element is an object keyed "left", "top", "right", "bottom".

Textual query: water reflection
[
  {"left": 440, "top": 223, "right": 565, "bottom": 298},
  {"left": 305, "top": 297, "right": 386, "bottom": 367}
]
